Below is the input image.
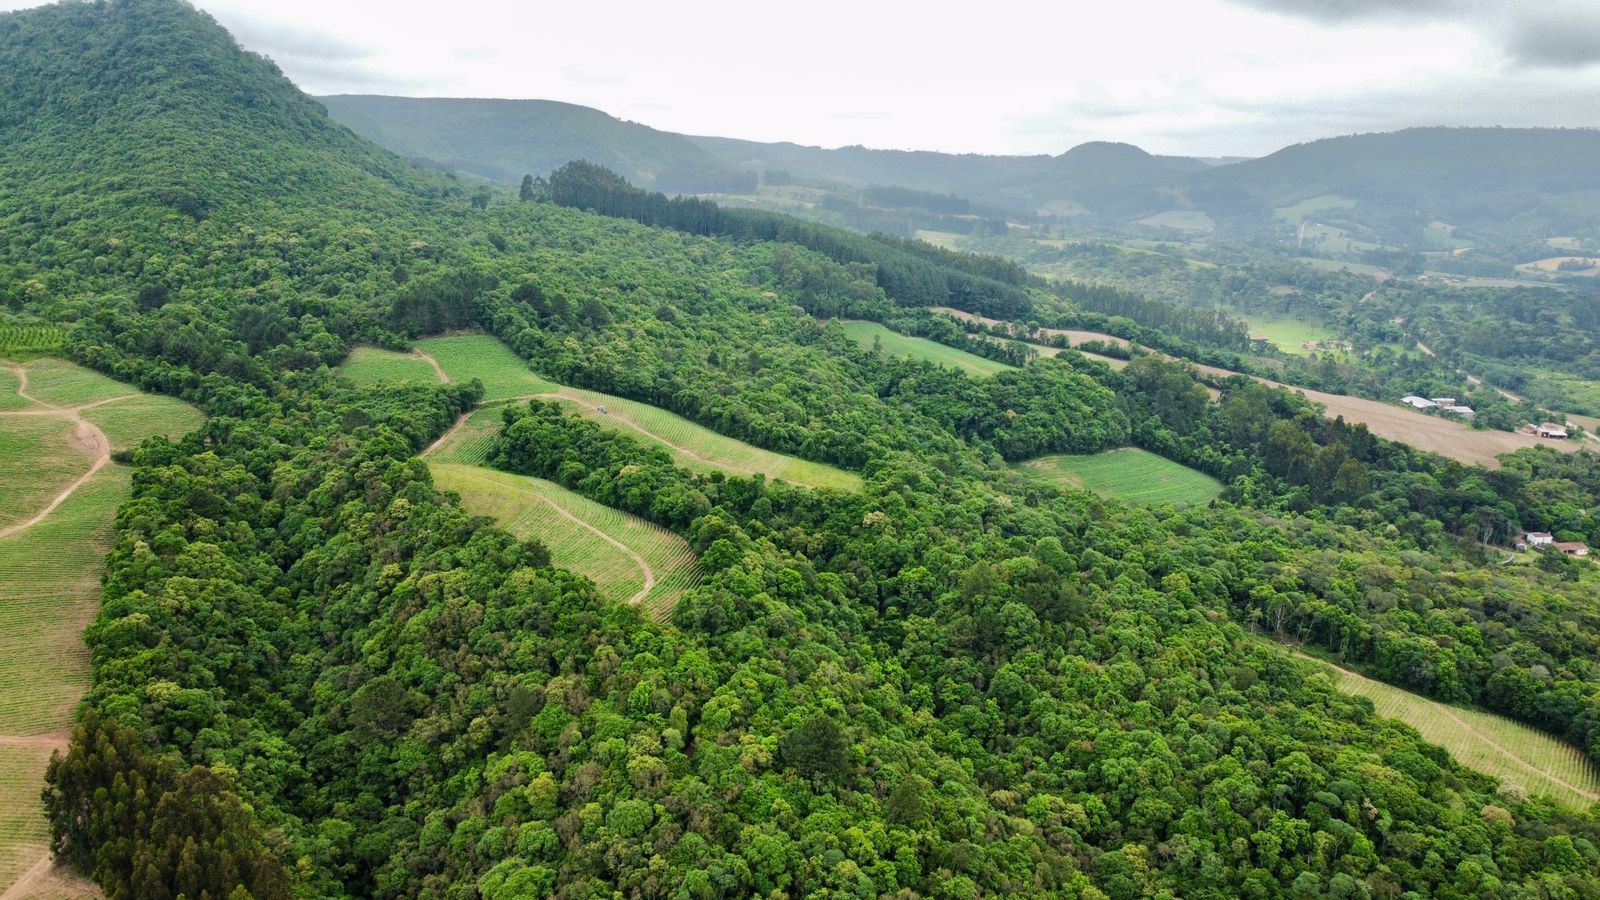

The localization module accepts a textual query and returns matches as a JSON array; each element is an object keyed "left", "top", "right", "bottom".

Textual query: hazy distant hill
[
  {"left": 319, "top": 95, "right": 753, "bottom": 193},
  {"left": 320, "top": 95, "right": 1600, "bottom": 246}
]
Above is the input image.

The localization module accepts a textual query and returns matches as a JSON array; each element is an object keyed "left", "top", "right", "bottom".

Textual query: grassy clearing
[
  {"left": 16, "top": 358, "right": 134, "bottom": 407},
  {"left": 416, "top": 334, "right": 558, "bottom": 400},
  {"left": 1017, "top": 448, "right": 1223, "bottom": 506},
  {"left": 406, "top": 335, "right": 860, "bottom": 491},
  {"left": 840, "top": 320, "right": 1016, "bottom": 377},
  {"left": 1284, "top": 648, "right": 1600, "bottom": 809},
  {"left": 1136, "top": 209, "right": 1214, "bottom": 232},
  {"left": 1273, "top": 193, "right": 1356, "bottom": 223},
  {"left": 339, "top": 346, "right": 442, "bottom": 387},
  {"left": 80, "top": 394, "right": 206, "bottom": 454},
  {"left": 432, "top": 464, "right": 699, "bottom": 620},
  {"left": 1239, "top": 312, "right": 1341, "bottom": 356},
  {"left": 0, "top": 744, "right": 56, "bottom": 892},
  {"left": 0, "top": 418, "right": 88, "bottom": 530}
]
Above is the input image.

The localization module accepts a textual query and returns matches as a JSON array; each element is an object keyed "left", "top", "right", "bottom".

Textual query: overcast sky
[{"left": 7, "top": 0, "right": 1600, "bottom": 156}]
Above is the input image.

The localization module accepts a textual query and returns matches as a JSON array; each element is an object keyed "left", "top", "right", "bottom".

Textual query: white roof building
[{"left": 1401, "top": 396, "right": 1438, "bottom": 409}]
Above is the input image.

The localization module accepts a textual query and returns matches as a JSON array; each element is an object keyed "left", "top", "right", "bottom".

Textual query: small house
[
  {"left": 1553, "top": 542, "right": 1591, "bottom": 557},
  {"left": 1430, "top": 397, "right": 1457, "bottom": 406},
  {"left": 1536, "top": 423, "right": 1568, "bottom": 439},
  {"left": 1443, "top": 405, "right": 1475, "bottom": 418},
  {"left": 1525, "top": 532, "right": 1555, "bottom": 547},
  {"left": 1401, "top": 396, "right": 1438, "bottom": 409}
]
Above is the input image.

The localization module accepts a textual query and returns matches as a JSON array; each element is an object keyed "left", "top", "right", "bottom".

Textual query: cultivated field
[
  {"left": 431, "top": 464, "right": 699, "bottom": 620},
  {"left": 1136, "top": 209, "right": 1214, "bottom": 232},
  {"left": 1289, "top": 649, "right": 1600, "bottom": 809},
  {"left": 381, "top": 334, "right": 861, "bottom": 491},
  {"left": 1017, "top": 448, "right": 1223, "bottom": 505},
  {"left": 1239, "top": 312, "right": 1341, "bottom": 356},
  {"left": 1272, "top": 194, "right": 1356, "bottom": 223},
  {"left": 339, "top": 346, "right": 446, "bottom": 388},
  {"left": 0, "top": 358, "right": 199, "bottom": 897},
  {"left": 936, "top": 308, "right": 1570, "bottom": 467},
  {"left": 0, "top": 325, "right": 65, "bottom": 358},
  {"left": 1517, "top": 256, "right": 1600, "bottom": 278},
  {"left": 840, "top": 320, "right": 1017, "bottom": 377}
]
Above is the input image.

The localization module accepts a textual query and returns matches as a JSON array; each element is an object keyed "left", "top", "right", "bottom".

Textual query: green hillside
[
  {"left": 320, "top": 94, "right": 752, "bottom": 193},
  {"left": 9, "top": 1, "right": 1600, "bottom": 899}
]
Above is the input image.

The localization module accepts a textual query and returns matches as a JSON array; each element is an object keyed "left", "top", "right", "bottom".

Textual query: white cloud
[{"left": 3, "top": 0, "right": 1598, "bottom": 156}]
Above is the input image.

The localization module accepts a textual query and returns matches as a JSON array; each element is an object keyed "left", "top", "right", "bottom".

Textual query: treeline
[{"left": 543, "top": 160, "right": 1036, "bottom": 319}]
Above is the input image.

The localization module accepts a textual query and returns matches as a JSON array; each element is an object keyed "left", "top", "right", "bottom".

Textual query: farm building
[
  {"left": 1536, "top": 423, "right": 1569, "bottom": 439},
  {"left": 1554, "top": 542, "right": 1591, "bottom": 557},
  {"left": 1401, "top": 395, "right": 1438, "bottom": 409},
  {"left": 1524, "top": 532, "right": 1555, "bottom": 548},
  {"left": 1443, "top": 404, "right": 1475, "bottom": 418},
  {"left": 1430, "top": 397, "right": 1457, "bottom": 406}
]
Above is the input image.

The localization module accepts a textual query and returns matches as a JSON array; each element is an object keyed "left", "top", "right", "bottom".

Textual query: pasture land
[
  {"left": 1298, "top": 257, "right": 1391, "bottom": 280},
  {"left": 1017, "top": 448, "right": 1223, "bottom": 506},
  {"left": 1136, "top": 209, "right": 1214, "bottom": 232},
  {"left": 397, "top": 335, "right": 861, "bottom": 491},
  {"left": 339, "top": 346, "right": 444, "bottom": 387},
  {"left": 1239, "top": 312, "right": 1341, "bottom": 356},
  {"left": 912, "top": 230, "right": 963, "bottom": 250},
  {"left": 415, "top": 334, "right": 557, "bottom": 400},
  {"left": 1287, "top": 648, "right": 1600, "bottom": 809},
  {"left": 932, "top": 307, "right": 1133, "bottom": 350},
  {"left": 840, "top": 320, "right": 1016, "bottom": 377},
  {"left": 1272, "top": 194, "right": 1356, "bottom": 223},
  {"left": 431, "top": 464, "right": 699, "bottom": 620},
  {"left": 1517, "top": 256, "right": 1600, "bottom": 278},
  {"left": 0, "top": 358, "right": 201, "bottom": 897}
]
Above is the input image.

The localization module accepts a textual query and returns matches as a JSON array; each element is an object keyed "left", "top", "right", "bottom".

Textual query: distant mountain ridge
[{"left": 321, "top": 94, "right": 1600, "bottom": 246}]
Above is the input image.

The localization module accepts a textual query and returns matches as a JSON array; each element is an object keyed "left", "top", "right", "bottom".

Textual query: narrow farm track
[
  {"left": 413, "top": 348, "right": 449, "bottom": 384},
  {"left": 529, "top": 484, "right": 656, "bottom": 607},
  {"left": 0, "top": 404, "right": 116, "bottom": 542}
]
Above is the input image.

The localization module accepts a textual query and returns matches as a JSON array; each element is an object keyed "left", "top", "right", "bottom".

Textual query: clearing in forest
[
  {"left": 348, "top": 334, "right": 861, "bottom": 491},
  {"left": 339, "top": 346, "right": 446, "bottom": 388},
  {"left": 839, "top": 320, "right": 1017, "bottom": 377},
  {"left": 1017, "top": 448, "right": 1223, "bottom": 506},
  {"left": 1284, "top": 647, "right": 1600, "bottom": 809},
  {"left": 430, "top": 464, "right": 699, "bottom": 620},
  {"left": 0, "top": 358, "right": 201, "bottom": 897},
  {"left": 1237, "top": 312, "right": 1341, "bottom": 356}
]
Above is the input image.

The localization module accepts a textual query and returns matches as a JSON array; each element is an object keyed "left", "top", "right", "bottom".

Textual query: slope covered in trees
[{"left": 8, "top": 2, "right": 1600, "bottom": 898}]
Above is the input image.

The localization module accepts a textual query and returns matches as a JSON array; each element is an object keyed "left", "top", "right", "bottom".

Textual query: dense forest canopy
[{"left": 5, "top": 1, "right": 1600, "bottom": 899}]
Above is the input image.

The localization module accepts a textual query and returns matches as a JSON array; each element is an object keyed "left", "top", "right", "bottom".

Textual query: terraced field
[
  {"left": 1018, "top": 448, "right": 1223, "bottom": 506},
  {"left": 1286, "top": 648, "right": 1600, "bottom": 809},
  {"left": 377, "top": 334, "right": 861, "bottom": 491},
  {"left": 0, "top": 359, "right": 200, "bottom": 897},
  {"left": 431, "top": 464, "right": 699, "bottom": 620},
  {"left": 840, "top": 319, "right": 1017, "bottom": 377}
]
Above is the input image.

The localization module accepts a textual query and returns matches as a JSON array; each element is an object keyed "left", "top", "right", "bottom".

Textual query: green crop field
[
  {"left": 0, "top": 358, "right": 201, "bottom": 893},
  {"left": 1286, "top": 648, "right": 1600, "bottom": 809},
  {"left": 402, "top": 335, "right": 861, "bottom": 490},
  {"left": 432, "top": 464, "right": 699, "bottom": 620},
  {"left": 1273, "top": 193, "right": 1356, "bottom": 223},
  {"left": 840, "top": 320, "right": 1017, "bottom": 377},
  {"left": 416, "top": 334, "right": 558, "bottom": 400},
  {"left": 0, "top": 418, "right": 89, "bottom": 530},
  {"left": 339, "top": 346, "right": 443, "bottom": 388},
  {"left": 1136, "top": 209, "right": 1214, "bottom": 232},
  {"left": 1239, "top": 312, "right": 1342, "bottom": 356},
  {"left": 1017, "top": 448, "right": 1223, "bottom": 505},
  {"left": 0, "top": 324, "right": 65, "bottom": 357}
]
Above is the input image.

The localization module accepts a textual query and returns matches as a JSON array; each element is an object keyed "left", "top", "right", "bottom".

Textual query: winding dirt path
[
  {"left": 526, "top": 484, "right": 655, "bottom": 607},
  {"left": 0, "top": 382, "right": 124, "bottom": 541},
  {"left": 412, "top": 349, "right": 449, "bottom": 384}
]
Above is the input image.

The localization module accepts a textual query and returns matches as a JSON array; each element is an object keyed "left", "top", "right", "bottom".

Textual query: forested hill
[
  {"left": 12, "top": 1, "right": 1600, "bottom": 898},
  {"left": 320, "top": 94, "right": 755, "bottom": 193}
]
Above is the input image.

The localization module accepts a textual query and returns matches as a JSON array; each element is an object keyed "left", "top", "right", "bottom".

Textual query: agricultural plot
[
  {"left": 0, "top": 324, "right": 65, "bottom": 358},
  {"left": 402, "top": 335, "right": 861, "bottom": 491},
  {"left": 1238, "top": 312, "right": 1342, "bottom": 356},
  {"left": 839, "top": 320, "right": 1017, "bottom": 377},
  {"left": 415, "top": 334, "right": 558, "bottom": 400},
  {"left": 0, "top": 358, "right": 200, "bottom": 897},
  {"left": 1017, "top": 448, "right": 1223, "bottom": 506},
  {"left": 1136, "top": 209, "right": 1214, "bottom": 232},
  {"left": 339, "top": 346, "right": 443, "bottom": 388},
  {"left": 0, "top": 418, "right": 90, "bottom": 530},
  {"left": 1272, "top": 194, "right": 1356, "bottom": 223},
  {"left": 1291, "top": 650, "right": 1600, "bottom": 809},
  {"left": 431, "top": 464, "right": 699, "bottom": 620}
]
